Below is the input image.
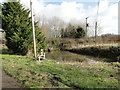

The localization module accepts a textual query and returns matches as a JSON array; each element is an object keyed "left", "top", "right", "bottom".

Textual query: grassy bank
[
  {"left": 1, "top": 54, "right": 119, "bottom": 88},
  {"left": 63, "top": 46, "right": 120, "bottom": 62}
]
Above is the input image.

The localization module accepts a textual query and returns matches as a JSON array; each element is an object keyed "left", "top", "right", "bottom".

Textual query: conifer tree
[
  {"left": 76, "top": 26, "right": 85, "bottom": 38},
  {"left": 2, "top": 2, "right": 46, "bottom": 55}
]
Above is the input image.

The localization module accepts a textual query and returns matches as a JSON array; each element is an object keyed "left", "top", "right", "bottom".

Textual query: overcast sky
[{"left": 2, "top": 0, "right": 118, "bottom": 35}]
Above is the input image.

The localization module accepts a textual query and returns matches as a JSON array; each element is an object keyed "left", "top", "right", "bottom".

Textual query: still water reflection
[{"left": 46, "top": 50, "right": 106, "bottom": 63}]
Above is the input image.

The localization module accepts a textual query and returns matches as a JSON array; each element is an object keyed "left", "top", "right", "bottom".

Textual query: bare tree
[
  {"left": 69, "top": 18, "right": 86, "bottom": 29},
  {"left": 48, "top": 16, "right": 65, "bottom": 38},
  {"left": 87, "top": 18, "right": 102, "bottom": 37},
  {"left": 36, "top": 15, "right": 51, "bottom": 39}
]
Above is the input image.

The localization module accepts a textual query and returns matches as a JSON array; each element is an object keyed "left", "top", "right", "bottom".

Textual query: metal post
[{"left": 30, "top": 0, "right": 36, "bottom": 58}]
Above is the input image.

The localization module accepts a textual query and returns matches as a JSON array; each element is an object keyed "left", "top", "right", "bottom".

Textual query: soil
[{"left": 2, "top": 70, "right": 22, "bottom": 88}]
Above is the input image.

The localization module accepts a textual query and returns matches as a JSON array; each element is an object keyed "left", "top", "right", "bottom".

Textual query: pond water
[{"left": 46, "top": 50, "right": 107, "bottom": 63}]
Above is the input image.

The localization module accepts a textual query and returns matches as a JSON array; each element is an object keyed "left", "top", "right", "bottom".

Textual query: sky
[
  {"left": 118, "top": 2, "right": 120, "bottom": 34},
  {"left": 2, "top": 0, "right": 119, "bottom": 35}
]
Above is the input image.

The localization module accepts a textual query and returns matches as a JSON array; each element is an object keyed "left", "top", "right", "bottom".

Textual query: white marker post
[{"left": 30, "top": 0, "right": 37, "bottom": 58}]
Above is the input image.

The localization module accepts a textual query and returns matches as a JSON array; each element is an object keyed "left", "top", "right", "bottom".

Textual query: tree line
[
  {"left": 61, "top": 24, "right": 85, "bottom": 38},
  {"left": 2, "top": 1, "right": 86, "bottom": 55}
]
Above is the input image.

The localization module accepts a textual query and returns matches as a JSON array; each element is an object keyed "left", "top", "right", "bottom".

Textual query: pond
[{"left": 46, "top": 50, "right": 108, "bottom": 63}]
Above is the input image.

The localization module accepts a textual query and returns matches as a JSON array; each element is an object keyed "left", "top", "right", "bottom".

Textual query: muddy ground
[{"left": 2, "top": 70, "right": 22, "bottom": 88}]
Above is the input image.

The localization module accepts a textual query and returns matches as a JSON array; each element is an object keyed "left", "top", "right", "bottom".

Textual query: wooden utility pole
[
  {"left": 30, "top": 0, "right": 37, "bottom": 58},
  {"left": 95, "top": 21, "right": 97, "bottom": 44},
  {"left": 86, "top": 17, "right": 89, "bottom": 38},
  {"left": 95, "top": 0, "right": 100, "bottom": 44}
]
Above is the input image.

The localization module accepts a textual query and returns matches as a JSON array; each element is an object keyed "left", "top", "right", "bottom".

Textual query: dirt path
[{"left": 2, "top": 70, "right": 22, "bottom": 88}]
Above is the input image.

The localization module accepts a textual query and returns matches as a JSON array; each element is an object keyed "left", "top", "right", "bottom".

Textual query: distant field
[
  {"left": 98, "top": 43, "right": 119, "bottom": 47},
  {"left": 64, "top": 43, "right": 119, "bottom": 49}
]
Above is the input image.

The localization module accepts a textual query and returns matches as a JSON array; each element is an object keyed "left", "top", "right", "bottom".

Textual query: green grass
[{"left": 1, "top": 54, "right": 119, "bottom": 88}]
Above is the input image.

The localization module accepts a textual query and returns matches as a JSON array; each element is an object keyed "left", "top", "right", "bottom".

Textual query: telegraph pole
[
  {"left": 95, "top": 0, "right": 100, "bottom": 44},
  {"left": 95, "top": 21, "right": 97, "bottom": 44},
  {"left": 30, "top": 0, "right": 37, "bottom": 58},
  {"left": 86, "top": 17, "right": 89, "bottom": 38}
]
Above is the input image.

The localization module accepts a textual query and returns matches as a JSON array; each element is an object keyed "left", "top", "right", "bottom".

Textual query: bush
[
  {"left": 52, "top": 39, "right": 58, "bottom": 45},
  {"left": 61, "top": 25, "right": 85, "bottom": 38}
]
